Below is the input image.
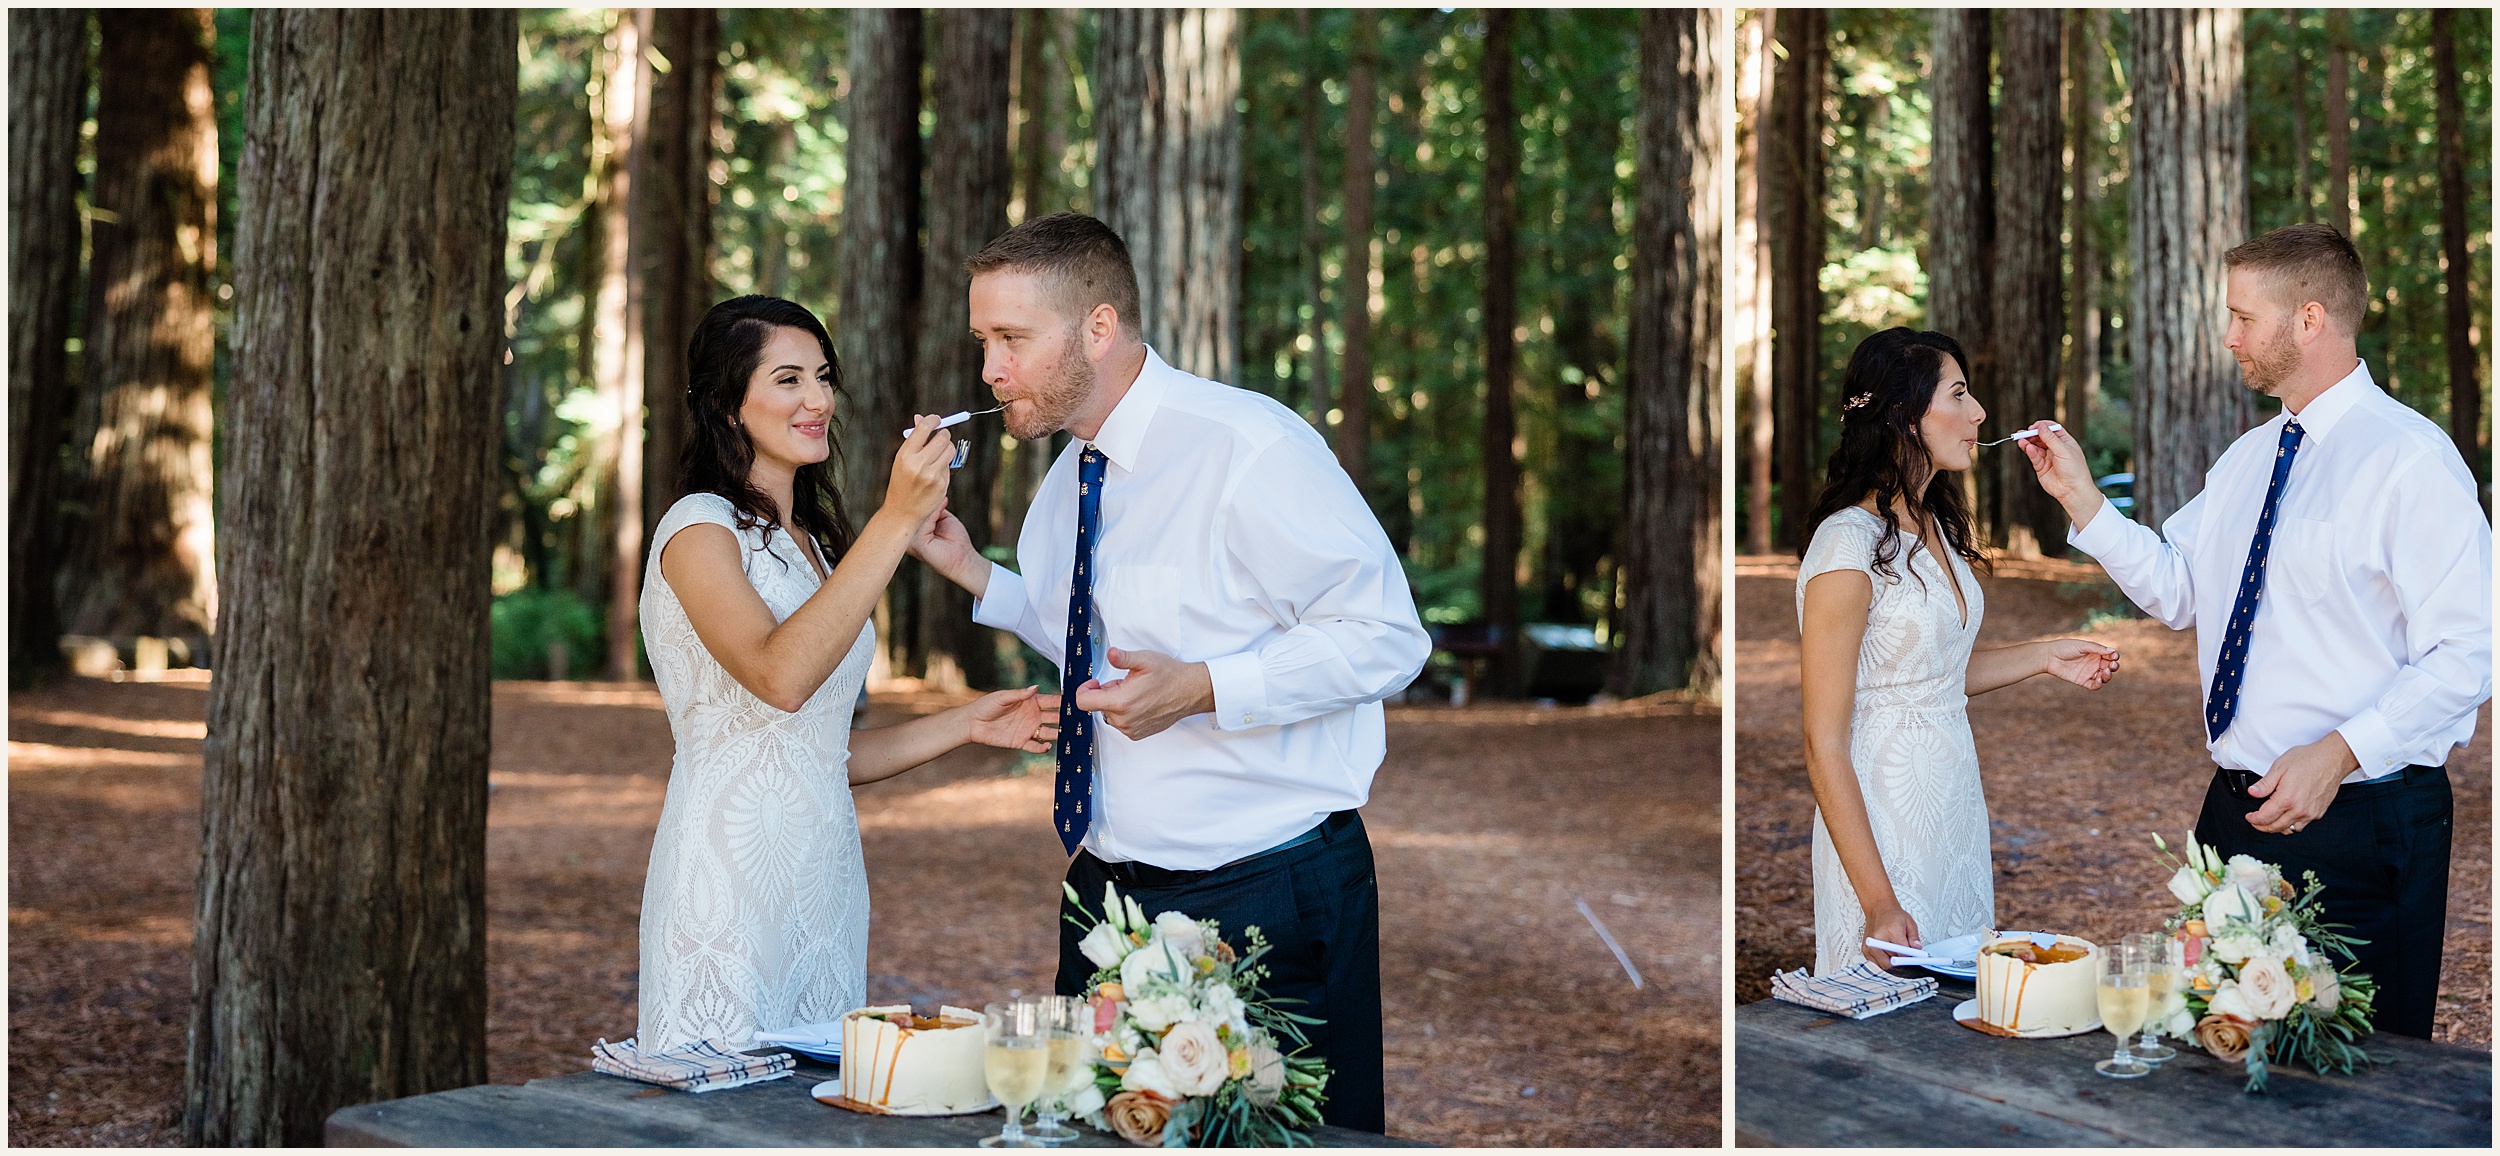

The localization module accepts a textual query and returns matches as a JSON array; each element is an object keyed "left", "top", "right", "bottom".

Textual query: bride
[
  {"left": 635, "top": 295, "right": 1060, "bottom": 1049},
  {"left": 1796, "top": 327, "right": 2121, "bottom": 974}
]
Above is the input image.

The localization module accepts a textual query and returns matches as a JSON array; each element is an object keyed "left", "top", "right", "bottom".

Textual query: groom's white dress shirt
[
  {"left": 2068, "top": 360, "right": 2492, "bottom": 785},
  {"left": 973, "top": 348, "right": 1431, "bottom": 870}
]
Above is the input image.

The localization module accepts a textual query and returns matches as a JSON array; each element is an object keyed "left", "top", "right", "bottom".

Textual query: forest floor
[
  {"left": 1734, "top": 554, "right": 2493, "bottom": 1048},
  {"left": 8, "top": 676, "right": 1717, "bottom": 1147}
]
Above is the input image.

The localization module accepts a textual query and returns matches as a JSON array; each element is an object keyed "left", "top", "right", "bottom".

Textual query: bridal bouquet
[
  {"left": 1061, "top": 882, "right": 1330, "bottom": 1146},
  {"left": 2150, "top": 833, "right": 2377, "bottom": 1093}
]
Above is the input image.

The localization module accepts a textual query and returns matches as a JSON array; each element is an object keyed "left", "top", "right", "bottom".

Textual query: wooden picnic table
[
  {"left": 1734, "top": 979, "right": 2492, "bottom": 1147},
  {"left": 326, "top": 1053, "right": 1423, "bottom": 1148}
]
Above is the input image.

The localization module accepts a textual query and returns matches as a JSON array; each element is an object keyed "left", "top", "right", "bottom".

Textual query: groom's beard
[
  {"left": 2239, "top": 321, "right": 2301, "bottom": 395},
  {"left": 1005, "top": 330, "right": 1096, "bottom": 441}
]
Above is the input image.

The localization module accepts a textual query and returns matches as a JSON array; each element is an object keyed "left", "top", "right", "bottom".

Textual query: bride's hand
[
  {"left": 882, "top": 414, "right": 957, "bottom": 522},
  {"left": 2042, "top": 638, "right": 2120, "bottom": 690},
  {"left": 964, "top": 686, "right": 1062, "bottom": 753},
  {"left": 1863, "top": 906, "right": 1923, "bottom": 969}
]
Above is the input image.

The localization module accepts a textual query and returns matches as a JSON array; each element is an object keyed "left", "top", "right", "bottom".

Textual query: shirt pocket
[
  {"left": 2271, "top": 517, "right": 2337, "bottom": 605},
  {"left": 1094, "top": 564, "right": 1184, "bottom": 655}
]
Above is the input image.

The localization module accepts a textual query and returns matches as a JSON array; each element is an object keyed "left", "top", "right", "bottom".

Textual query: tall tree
[
  {"left": 1765, "top": 7, "right": 1824, "bottom": 551},
  {"left": 1012, "top": 8, "right": 1051, "bottom": 226},
  {"left": 2325, "top": 9, "right": 2352, "bottom": 238},
  {"left": 1335, "top": 10, "right": 1378, "bottom": 493},
  {"left": 1295, "top": 8, "right": 1332, "bottom": 427},
  {"left": 1479, "top": 9, "right": 1522, "bottom": 696},
  {"left": 643, "top": 8, "right": 719, "bottom": 544},
  {"left": 2129, "top": 8, "right": 2250, "bottom": 530},
  {"left": 8, "top": 9, "right": 90, "bottom": 686},
  {"left": 1927, "top": 9, "right": 1994, "bottom": 373},
  {"left": 1095, "top": 8, "right": 1241, "bottom": 385},
  {"left": 2291, "top": 16, "right": 2311, "bottom": 222},
  {"left": 186, "top": 10, "right": 513, "bottom": 1143},
  {"left": 834, "top": 11, "right": 922, "bottom": 558},
  {"left": 62, "top": 9, "right": 220, "bottom": 655},
  {"left": 1742, "top": 11, "right": 1773, "bottom": 557},
  {"left": 1615, "top": 7, "right": 1721, "bottom": 697},
  {"left": 915, "top": 9, "right": 1013, "bottom": 691},
  {"left": 592, "top": 9, "right": 654, "bottom": 680},
  {"left": 1989, "top": 10, "right": 2064, "bottom": 556},
  {"left": 2431, "top": 10, "right": 2482, "bottom": 491},
  {"left": 2064, "top": 7, "right": 2102, "bottom": 450},
  {"left": 1542, "top": 11, "right": 1628, "bottom": 627}
]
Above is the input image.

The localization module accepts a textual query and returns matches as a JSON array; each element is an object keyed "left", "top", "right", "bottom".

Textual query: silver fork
[{"left": 1976, "top": 421, "right": 2062, "bottom": 447}]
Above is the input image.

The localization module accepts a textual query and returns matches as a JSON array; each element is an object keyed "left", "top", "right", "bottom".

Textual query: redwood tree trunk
[
  {"left": 836, "top": 10, "right": 922, "bottom": 674},
  {"left": 1545, "top": 9, "right": 1625, "bottom": 629},
  {"left": 1614, "top": 7, "right": 1721, "bottom": 698},
  {"left": 1743, "top": 12, "right": 1773, "bottom": 557},
  {"left": 2129, "top": 9, "right": 2249, "bottom": 531},
  {"left": 64, "top": 8, "right": 220, "bottom": 652},
  {"left": 2065, "top": 8, "right": 2101, "bottom": 450},
  {"left": 596, "top": 9, "right": 654, "bottom": 680},
  {"left": 1479, "top": 9, "right": 1522, "bottom": 696},
  {"left": 1765, "top": 7, "right": 1824, "bottom": 552},
  {"left": 7, "top": 8, "right": 89, "bottom": 686},
  {"left": 1989, "top": 10, "right": 2064, "bottom": 556},
  {"left": 2431, "top": 13, "right": 2482, "bottom": 492},
  {"left": 915, "top": 8, "right": 1013, "bottom": 692},
  {"left": 1335, "top": 10, "right": 1377, "bottom": 493},
  {"left": 2325, "top": 10, "right": 2351, "bottom": 238},
  {"left": 1094, "top": 8, "right": 1241, "bottom": 385},
  {"left": 186, "top": 10, "right": 512, "bottom": 1144},
  {"left": 1926, "top": 5, "right": 1992, "bottom": 546},
  {"left": 644, "top": 7, "right": 718, "bottom": 541}
]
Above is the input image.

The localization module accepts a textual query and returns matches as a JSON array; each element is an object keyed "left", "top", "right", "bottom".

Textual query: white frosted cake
[
  {"left": 1974, "top": 933, "right": 2101, "bottom": 1035},
  {"left": 838, "top": 1005, "right": 989, "bottom": 1113}
]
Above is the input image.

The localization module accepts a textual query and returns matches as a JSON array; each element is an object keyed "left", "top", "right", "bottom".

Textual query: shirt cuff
[
  {"left": 1204, "top": 650, "right": 1270, "bottom": 731},
  {"left": 971, "top": 562, "right": 1025, "bottom": 631},
  {"left": 2066, "top": 499, "right": 2124, "bottom": 555},
  {"left": 2335, "top": 710, "right": 2409, "bottom": 780}
]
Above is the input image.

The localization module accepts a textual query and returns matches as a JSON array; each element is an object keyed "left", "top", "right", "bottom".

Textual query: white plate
[
  {"left": 811, "top": 1080, "right": 1001, "bottom": 1117},
  {"left": 1909, "top": 931, "right": 1984, "bottom": 980},
  {"left": 1952, "top": 998, "right": 2104, "bottom": 1039}
]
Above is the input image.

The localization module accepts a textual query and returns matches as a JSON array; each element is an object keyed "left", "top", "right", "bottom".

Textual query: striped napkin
[
  {"left": 591, "top": 1036, "right": 795, "bottom": 1092},
  {"left": 1770, "top": 962, "right": 1938, "bottom": 1019}
]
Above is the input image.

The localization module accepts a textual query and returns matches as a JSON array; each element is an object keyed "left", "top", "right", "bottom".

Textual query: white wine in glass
[
  {"left": 1028, "top": 995, "right": 1088, "bottom": 1144},
  {"left": 2126, "top": 933, "right": 2179, "bottom": 1063},
  {"left": 2094, "top": 944, "right": 2152, "bottom": 1079},
  {"left": 981, "top": 1001, "right": 1049, "bottom": 1147}
]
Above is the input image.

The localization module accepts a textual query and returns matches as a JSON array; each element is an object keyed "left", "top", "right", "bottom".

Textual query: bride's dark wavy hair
[
  {"left": 1803, "top": 326, "right": 1988, "bottom": 584},
  {"left": 677, "top": 295, "right": 855, "bottom": 565}
]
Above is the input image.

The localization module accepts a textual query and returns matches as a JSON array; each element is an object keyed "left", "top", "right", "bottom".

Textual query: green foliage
[{"left": 490, "top": 586, "right": 606, "bottom": 680}]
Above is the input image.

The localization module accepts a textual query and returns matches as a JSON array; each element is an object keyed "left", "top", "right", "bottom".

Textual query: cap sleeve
[
  {"left": 1795, "top": 509, "right": 1885, "bottom": 628},
  {"left": 652, "top": 492, "right": 748, "bottom": 558}
]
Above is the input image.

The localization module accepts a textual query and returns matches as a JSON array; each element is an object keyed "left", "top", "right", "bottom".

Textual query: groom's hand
[
  {"left": 2246, "top": 732, "right": 2360, "bottom": 834},
  {"left": 1074, "top": 648, "right": 1216, "bottom": 741},
  {"left": 2017, "top": 420, "right": 2106, "bottom": 529}
]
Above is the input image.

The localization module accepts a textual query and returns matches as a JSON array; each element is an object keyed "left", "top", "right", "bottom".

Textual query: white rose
[
  {"left": 1079, "top": 921, "right": 1135, "bottom": 969},
  {"left": 2206, "top": 979, "right": 2255, "bottom": 1023},
  {"left": 1152, "top": 911, "right": 1206, "bottom": 959},
  {"left": 1128, "top": 993, "right": 1192, "bottom": 1035},
  {"left": 1120, "top": 1048, "right": 1181, "bottom": 1099},
  {"left": 2165, "top": 1008, "right": 2197, "bottom": 1038},
  {"left": 2209, "top": 932, "right": 2262, "bottom": 965},
  {"left": 2223, "top": 854, "right": 2272, "bottom": 897},
  {"left": 2309, "top": 965, "right": 2342, "bottom": 1014},
  {"left": 2202, "top": 884, "right": 2259, "bottom": 929},
  {"left": 1157, "top": 1022, "right": 1229, "bottom": 1096},
  {"left": 1066, "top": 1080, "right": 1107, "bottom": 1119},
  {"left": 2167, "top": 864, "right": 2213, "bottom": 906},
  {"left": 1120, "top": 938, "right": 1185, "bottom": 994},
  {"left": 2238, "top": 954, "right": 2296, "bottom": 1019}
]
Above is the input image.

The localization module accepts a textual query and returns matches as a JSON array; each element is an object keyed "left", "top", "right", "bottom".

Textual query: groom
[
  {"left": 2021, "top": 223, "right": 2491, "bottom": 1038},
  {"left": 909, "top": 211, "right": 1429, "bottom": 1130}
]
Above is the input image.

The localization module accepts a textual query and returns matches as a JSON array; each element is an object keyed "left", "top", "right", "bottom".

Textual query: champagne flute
[
  {"left": 1026, "top": 995, "right": 1088, "bottom": 1145},
  {"left": 2125, "top": 934, "right": 2180, "bottom": 1063},
  {"left": 2094, "top": 943, "right": 2153, "bottom": 1079},
  {"left": 981, "top": 1001, "right": 1050, "bottom": 1147}
]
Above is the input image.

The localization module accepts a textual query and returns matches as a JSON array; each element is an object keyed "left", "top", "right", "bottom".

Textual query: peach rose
[
  {"left": 2238, "top": 955, "right": 2296, "bottom": 1019},
  {"left": 2194, "top": 1014, "right": 2255, "bottom": 1064},
  {"left": 1105, "top": 1091, "right": 1174, "bottom": 1146},
  {"left": 1158, "top": 1022, "right": 1229, "bottom": 1096}
]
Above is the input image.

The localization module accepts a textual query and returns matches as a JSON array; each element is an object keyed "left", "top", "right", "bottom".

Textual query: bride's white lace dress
[
  {"left": 635, "top": 492, "right": 875, "bottom": 1049},
  {"left": 1796, "top": 506, "right": 1992, "bottom": 975}
]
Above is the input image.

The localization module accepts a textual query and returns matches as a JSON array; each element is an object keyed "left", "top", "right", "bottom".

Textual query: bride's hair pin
[{"left": 1842, "top": 391, "right": 1877, "bottom": 412}]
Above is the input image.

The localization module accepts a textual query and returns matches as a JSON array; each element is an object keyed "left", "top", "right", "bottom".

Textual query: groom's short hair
[
  {"left": 2225, "top": 223, "right": 2369, "bottom": 335},
  {"left": 966, "top": 212, "right": 1143, "bottom": 338}
]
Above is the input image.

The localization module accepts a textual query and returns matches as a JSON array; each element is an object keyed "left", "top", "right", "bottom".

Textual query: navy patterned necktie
[
  {"left": 2205, "top": 419, "right": 2304, "bottom": 742},
  {"left": 1054, "top": 446, "right": 1107, "bottom": 855}
]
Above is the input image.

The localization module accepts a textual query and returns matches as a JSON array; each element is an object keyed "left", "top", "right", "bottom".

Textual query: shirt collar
[
  {"left": 1086, "top": 345, "right": 1172, "bottom": 472},
  {"left": 2279, "top": 358, "right": 2375, "bottom": 443}
]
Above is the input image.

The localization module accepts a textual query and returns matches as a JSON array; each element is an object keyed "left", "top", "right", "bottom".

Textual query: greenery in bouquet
[
  {"left": 2150, "top": 833, "right": 2378, "bottom": 1093},
  {"left": 1061, "top": 882, "right": 1331, "bottom": 1146}
]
